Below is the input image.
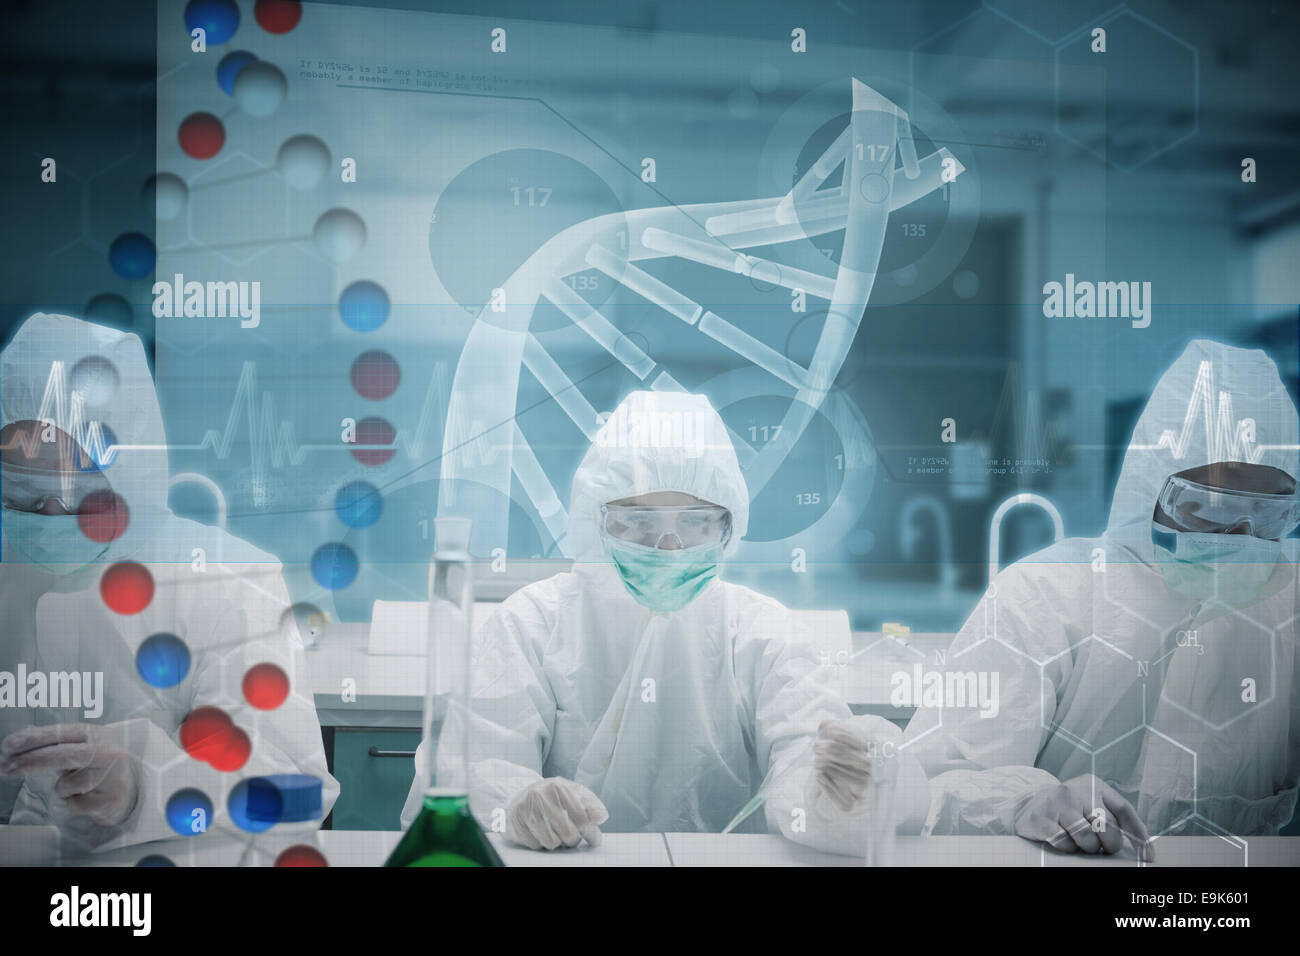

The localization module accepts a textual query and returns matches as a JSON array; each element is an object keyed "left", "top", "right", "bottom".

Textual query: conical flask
[{"left": 385, "top": 517, "right": 504, "bottom": 867}]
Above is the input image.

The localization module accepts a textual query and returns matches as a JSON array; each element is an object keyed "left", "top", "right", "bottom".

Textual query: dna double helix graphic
[{"left": 437, "top": 79, "right": 971, "bottom": 560}]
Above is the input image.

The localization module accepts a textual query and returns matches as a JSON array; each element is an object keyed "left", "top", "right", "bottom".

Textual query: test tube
[{"left": 864, "top": 746, "right": 900, "bottom": 867}]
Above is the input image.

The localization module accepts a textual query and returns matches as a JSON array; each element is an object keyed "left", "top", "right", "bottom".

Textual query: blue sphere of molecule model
[
  {"left": 335, "top": 481, "right": 383, "bottom": 529},
  {"left": 311, "top": 543, "right": 358, "bottom": 590},
  {"left": 136, "top": 633, "right": 191, "bottom": 689},
  {"left": 108, "top": 233, "right": 155, "bottom": 281},
  {"left": 165, "top": 788, "right": 214, "bottom": 837},
  {"left": 216, "top": 50, "right": 257, "bottom": 95},
  {"left": 185, "top": 0, "right": 240, "bottom": 46},
  {"left": 73, "top": 423, "right": 116, "bottom": 472},
  {"left": 338, "top": 280, "right": 389, "bottom": 332},
  {"left": 135, "top": 854, "right": 176, "bottom": 867},
  {"left": 85, "top": 292, "right": 133, "bottom": 328},
  {"left": 228, "top": 778, "right": 279, "bottom": 833},
  {"left": 228, "top": 775, "right": 322, "bottom": 833}
]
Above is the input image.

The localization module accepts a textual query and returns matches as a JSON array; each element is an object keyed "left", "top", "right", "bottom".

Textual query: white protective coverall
[
  {"left": 906, "top": 340, "right": 1300, "bottom": 838},
  {"left": 402, "top": 390, "right": 928, "bottom": 851},
  {"left": 0, "top": 313, "right": 337, "bottom": 852}
]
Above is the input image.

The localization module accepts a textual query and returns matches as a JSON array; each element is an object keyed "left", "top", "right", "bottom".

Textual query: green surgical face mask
[
  {"left": 603, "top": 536, "right": 721, "bottom": 613},
  {"left": 2, "top": 509, "right": 109, "bottom": 575},
  {"left": 1152, "top": 525, "right": 1282, "bottom": 606}
]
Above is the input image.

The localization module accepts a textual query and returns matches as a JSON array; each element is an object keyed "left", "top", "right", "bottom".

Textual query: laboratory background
[{"left": 0, "top": 0, "right": 1298, "bottom": 869}]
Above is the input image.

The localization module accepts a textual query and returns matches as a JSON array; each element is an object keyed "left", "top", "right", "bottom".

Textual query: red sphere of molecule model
[
  {"left": 275, "top": 845, "right": 328, "bottom": 867},
  {"left": 243, "top": 662, "right": 290, "bottom": 710},
  {"left": 77, "top": 489, "right": 129, "bottom": 543},
  {"left": 100, "top": 562, "right": 154, "bottom": 614},
  {"left": 350, "top": 350, "right": 401, "bottom": 401},
  {"left": 179, "top": 707, "right": 234, "bottom": 763},
  {"left": 255, "top": 0, "right": 302, "bottom": 34},
  {"left": 209, "top": 727, "right": 251, "bottom": 772},
  {"left": 349, "top": 417, "right": 395, "bottom": 466},
  {"left": 178, "top": 112, "right": 226, "bottom": 160}
]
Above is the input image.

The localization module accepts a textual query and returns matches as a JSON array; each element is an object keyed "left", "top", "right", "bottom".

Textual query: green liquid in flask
[
  {"left": 387, "top": 518, "right": 505, "bottom": 868},
  {"left": 385, "top": 794, "right": 505, "bottom": 868}
]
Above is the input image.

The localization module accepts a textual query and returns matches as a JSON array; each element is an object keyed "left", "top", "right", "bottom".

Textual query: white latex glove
[
  {"left": 1013, "top": 773, "right": 1154, "bottom": 861},
  {"left": 1, "top": 723, "right": 140, "bottom": 828},
  {"left": 813, "top": 718, "right": 879, "bottom": 812},
  {"left": 505, "top": 777, "right": 608, "bottom": 850}
]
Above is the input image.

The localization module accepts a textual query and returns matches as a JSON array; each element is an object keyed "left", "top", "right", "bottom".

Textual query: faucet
[
  {"left": 168, "top": 471, "right": 228, "bottom": 530},
  {"left": 987, "top": 493, "right": 1065, "bottom": 585},
  {"left": 899, "top": 495, "right": 959, "bottom": 589}
]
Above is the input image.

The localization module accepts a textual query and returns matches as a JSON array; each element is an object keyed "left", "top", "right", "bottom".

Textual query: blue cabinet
[{"left": 329, "top": 728, "right": 420, "bottom": 831}]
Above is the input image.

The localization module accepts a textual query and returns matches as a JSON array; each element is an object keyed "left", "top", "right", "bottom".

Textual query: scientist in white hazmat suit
[
  {"left": 906, "top": 340, "right": 1300, "bottom": 858},
  {"left": 0, "top": 313, "right": 337, "bottom": 854},
  {"left": 403, "top": 390, "right": 928, "bottom": 852}
]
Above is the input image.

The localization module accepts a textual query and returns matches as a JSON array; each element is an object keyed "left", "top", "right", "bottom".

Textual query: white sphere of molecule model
[
  {"left": 233, "top": 61, "right": 287, "bottom": 117},
  {"left": 145, "top": 173, "right": 189, "bottom": 220},
  {"left": 313, "top": 208, "right": 367, "bottom": 264},
  {"left": 277, "top": 135, "right": 330, "bottom": 190},
  {"left": 70, "top": 355, "right": 121, "bottom": 407}
]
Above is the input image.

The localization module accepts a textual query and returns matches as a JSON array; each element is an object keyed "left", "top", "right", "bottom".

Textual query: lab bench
[
  {"left": 53, "top": 831, "right": 1300, "bottom": 867},
  {"left": 307, "top": 616, "right": 949, "bottom": 831}
]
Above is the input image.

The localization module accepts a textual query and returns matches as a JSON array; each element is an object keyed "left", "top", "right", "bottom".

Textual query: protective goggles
[
  {"left": 1, "top": 460, "right": 106, "bottom": 514},
  {"left": 600, "top": 502, "right": 732, "bottom": 550},
  {"left": 1155, "top": 472, "right": 1300, "bottom": 540}
]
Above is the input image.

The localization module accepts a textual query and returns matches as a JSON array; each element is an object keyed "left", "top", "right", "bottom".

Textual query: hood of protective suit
[
  {"left": 403, "top": 389, "right": 926, "bottom": 845},
  {"left": 566, "top": 390, "right": 749, "bottom": 561},
  {"left": 1108, "top": 340, "right": 1299, "bottom": 560},
  {"left": 2, "top": 313, "right": 169, "bottom": 562}
]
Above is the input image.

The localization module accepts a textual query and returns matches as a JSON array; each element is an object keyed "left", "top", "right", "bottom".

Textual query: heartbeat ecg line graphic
[
  {"left": 101, "top": 360, "right": 458, "bottom": 502},
  {"left": 198, "top": 361, "right": 309, "bottom": 470},
  {"left": 1129, "top": 360, "right": 1300, "bottom": 461},
  {"left": 400, "top": 360, "right": 452, "bottom": 460},
  {"left": 983, "top": 362, "right": 1069, "bottom": 464},
  {"left": 0, "top": 360, "right": 117, "bottom": 473}
]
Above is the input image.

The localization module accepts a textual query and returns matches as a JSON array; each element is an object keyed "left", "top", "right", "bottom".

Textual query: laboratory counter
[
  {"left": 48, "top": 832, "right": 1300, "bottom": 867},
  {"left": 310, "top": 616, "right": 930, "bottom": 726},
  {"left": 312, "top": 616, "right": 945, "bottom": 829}
]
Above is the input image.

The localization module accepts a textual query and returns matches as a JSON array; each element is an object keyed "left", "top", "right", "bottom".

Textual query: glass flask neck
[{"left": 423, "top": 519, "right": 474, "bottom": 798}]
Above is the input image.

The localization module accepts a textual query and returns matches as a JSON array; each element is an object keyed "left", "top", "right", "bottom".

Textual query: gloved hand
[
  {"left": 505, "top": 777, "right": 608, "bottom": 850},
  {"left": 813, "top": 719, "right": 881, "bottom": 812},
  {"left": 1, "top": 723, "right": 140, "bottom": 828},
  {"left": 1013, "top": 773, "right": 1154, "bottom": 861}
]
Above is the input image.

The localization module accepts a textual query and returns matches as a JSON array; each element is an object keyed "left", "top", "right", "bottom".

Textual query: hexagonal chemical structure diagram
[
  {"left": 986, "top": 0, "right": 1124, "bottom": 45},
  {"left": 188, "top": 152, "right": 288, "bottom": 267},
  {"left": 1157, "top": 605, "right": 1274, "bottom": 732},
  {"left": 1055, "top": 9, "right": 1198, "bottom": 170}
]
